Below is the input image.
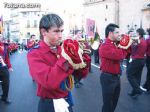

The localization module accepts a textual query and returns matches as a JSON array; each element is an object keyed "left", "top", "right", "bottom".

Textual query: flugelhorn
[{"left": 130, "top": 35, "right": 140, "bottom": 45}]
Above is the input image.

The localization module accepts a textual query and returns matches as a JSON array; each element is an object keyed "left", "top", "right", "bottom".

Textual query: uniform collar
[
  {"left": 39, "top": 41, "right": 61, "bottom": 54},
  {"left": 105, "top": 38, "right": 113, "bottom": 43}
]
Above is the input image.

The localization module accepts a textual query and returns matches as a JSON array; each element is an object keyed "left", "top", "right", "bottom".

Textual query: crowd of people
[
  {"left": 0, "top": 34, "right": 37, "bottom": 104},
  {"left": 99, "top": 24, "right": 150, "bottom": 112},
  {"left": 0, "top": 13, "right": 150, "bottom": 112}
]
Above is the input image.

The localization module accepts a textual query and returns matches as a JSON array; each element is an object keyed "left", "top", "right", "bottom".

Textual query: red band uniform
[
  {"left": 27, "top": 40, "right": 89, "bottom": 112},
  {"left": 0, "top": 41, "right": 12, "bottom": 103}
]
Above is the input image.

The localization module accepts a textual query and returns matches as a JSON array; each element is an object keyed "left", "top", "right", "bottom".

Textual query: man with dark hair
[
  {"left": 27, "top": 34, "right": 36, "bottom": 50},
  {"left": 127, "top": 28, "right": 147, "bottom": 98},
  {"left": 142, "top": 28, "right": 150, "bottom": 91},
  {"left": 74, "top": 30, "right": 82, "bottom": 40},
  {"left": 27, "top": 13, "right": 73, "bottom": 112},
  {"left": 0, "top": 34, "right": 13, "bottom": 104},
  {"left": 73, "top": 29, "right": 91, "bottom": 88},
  {"left": 105, "top": 24, "right": 119, "bottom": 39},
  {"left": 136, "top": 28, "right": 145, "bottom": 38},
  {"left": 125, "top": 30, "right": 135, "bottom": 68},
  {"left": 142, "top": 28, "right": 150, "bottom": 92},
  {"left": 27, "top": 13, "right": 89, "bottom": 112},
  {"left": 99, "top": 23, "right": 129, "bottom": 112}
]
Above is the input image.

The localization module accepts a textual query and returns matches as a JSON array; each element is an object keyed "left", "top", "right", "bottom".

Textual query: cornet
[{"left": 130, "top": 36, "right": 140, "bottom": 45}]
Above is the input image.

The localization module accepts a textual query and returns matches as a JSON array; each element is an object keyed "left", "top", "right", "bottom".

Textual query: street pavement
[{"left": 0, "top": 50, "right": 150, "bottom": 112}]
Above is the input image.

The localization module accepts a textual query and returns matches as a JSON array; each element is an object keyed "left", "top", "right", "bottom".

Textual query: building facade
[
  {"left": 8, "top": 8, "right": 45, "bottom": 43},
  {"left": 83, "top": 0, "right": 150, "bottom": 38}
]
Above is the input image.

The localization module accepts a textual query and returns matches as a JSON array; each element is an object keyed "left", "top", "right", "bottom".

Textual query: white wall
[
  {"left": 119, "top": 0, "right": 148, "bottom": 33},
  {"left": 84, "top": 1, "right": 116, "bottom": 38},
  {"left": 83, "top": 0, "right": 150, "bottom": 38}
]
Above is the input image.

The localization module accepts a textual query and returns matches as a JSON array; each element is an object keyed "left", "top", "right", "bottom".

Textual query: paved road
[{"left": 0, "top": 51, "right": 150, "bottom": 112}]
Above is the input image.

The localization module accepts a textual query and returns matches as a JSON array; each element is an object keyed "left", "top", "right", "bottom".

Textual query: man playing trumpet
[
  {"left": 99, "top": 23, "right": 132, "bottom": 112},
  {"left": 126, "top": 28, "right": 147, "bottom": 98}
]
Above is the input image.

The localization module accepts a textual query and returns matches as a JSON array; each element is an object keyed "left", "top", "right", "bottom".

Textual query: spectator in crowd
[
  {"left": 27, "top": 34, "right": 36, "bottom": 50},
  {"left": 0, "top": 34, "right": 13, "bottom": 104}
]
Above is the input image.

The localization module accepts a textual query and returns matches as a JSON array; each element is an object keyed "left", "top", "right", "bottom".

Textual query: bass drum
[{"left": 91, "top": 41, "right": 100, "bottom": 50}]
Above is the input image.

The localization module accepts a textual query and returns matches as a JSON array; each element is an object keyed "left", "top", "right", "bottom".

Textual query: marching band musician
[
  {"left": 0, "top": 34, "right": 13, "bottom": 104},
  {"left": 125, "top": 30, "right": 135, "bottom": 68},
  {"left": 27, "top": 34, "right": 36, "bottom": 50},
  {"left": 27, "top": 14, "right": 89, "bottom": 112},
  {"left": 99, "top": 23, "right": 131, "bottom": 112},
  {"left": 143, "top": 28, "right": 150, "bottom": 92},
  {"left": 73, "top": 30, "right": 91, "bottom": 88},
  {"left": 127, "top": 28, "right": 147, "bottom": 98}
]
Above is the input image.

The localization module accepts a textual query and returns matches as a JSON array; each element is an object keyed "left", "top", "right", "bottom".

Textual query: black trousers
[
  {"left": 38, "top": 98, "right": 73, "bottom": 112},
  {"left": 143, "top": 57, "right": 150, "bottom": 90},
  {"left": 127, "top": 59, "right": 145, "bottom": 93},
  {"left": 100, "top": 72, "right": 120, "bottom": 112},
  {"left": 93, "top": 49, "right": 99, "bottom": 64},
  {"left": 74, "top": 75, "right": 82, "bottom": 84},
  {"left": 0, "top": 66, "right": 10, "bottom": 100}
]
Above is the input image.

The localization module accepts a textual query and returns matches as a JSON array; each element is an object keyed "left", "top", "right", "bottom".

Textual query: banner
[{"left": 86, "top": 19, "right": 95, "bottom": 37}]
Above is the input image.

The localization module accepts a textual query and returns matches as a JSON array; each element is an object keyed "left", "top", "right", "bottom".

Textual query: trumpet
[
  {"left": 130, "top": 36, "right": 140, "bottom": 45},
  {"left": 0, "top": 56, "right": 6, "bottom": 67}
]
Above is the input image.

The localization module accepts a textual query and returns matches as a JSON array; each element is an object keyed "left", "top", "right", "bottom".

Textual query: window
[
  {"left": 27, "top": 20, "right": 30, "bottom": 28},
  {"left": 34, "top": 12, "right": 37, "bottom": 15},
  {"left": 106, "top": 5, "right": 108, "bottom": 9},
  {"left": 27, "top": 32, "right": 30, "bottom": 38},
  {"left": 34, "top": 20, "right": 37, "bottom": 28},
  {"left": 27, "top": 32, "right": 30, "bottom": 35}
]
